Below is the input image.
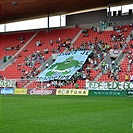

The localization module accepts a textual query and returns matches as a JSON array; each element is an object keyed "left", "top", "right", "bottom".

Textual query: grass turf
[{"left": 0, "top": 95, "right": 133, "bottom": 133}]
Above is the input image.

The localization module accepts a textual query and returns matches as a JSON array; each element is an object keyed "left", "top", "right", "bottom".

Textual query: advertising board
[
  {"left": 28, "top": 88, "right": 56, "bottom": 95},
  {"left": 14, "top": 88, "right": 27, "bottom": 94},
  {"left": 89, "top": 90, "right": 127, "bottom": 96},
  {"left": 56, "top": 89, "right": 88, "bottom": 96},
  {"left": 1, "top": 88, "right": 14, "bottom": 94}
]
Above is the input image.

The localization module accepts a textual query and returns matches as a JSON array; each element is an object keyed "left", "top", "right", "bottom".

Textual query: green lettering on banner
[
  {"left": 95, "top": 82, "right": 98, "bottom": 89},
  {"left": 89, "top": 90, "right": 127, "bottom": 96},
  {"left": 104, "top": 82, "right": 108, "bottom": 89},
  {"left": 118, "top": 82, "right": 124, "bottom": 90},
  {"left": 98, "top": 91, "right": 102, "bottom": 95},
  {"left": 105, "top": 91, "right": 108, "bottom": 95},
  {"left": 0, "top": 80, "right": 4, "bottom": 87},
  {"left": 109, "top": 91, "right": 112, "bottom": 95},
  {"left": 98, "top": 82, "right": 103, "bottom": 89},
  {"left": 123, "top": 82, "right": 130, "bottom": 90},
  {"left": 129, "top": 83, "right": 133, "bottom": 90},
  {"left": 112, "top": 82, "right": 118, "bottom": 89},
  {"left": 94, "top": 92, "right": 97, "bottom": 94},
  {"left": 86, "top": 82, "right": 133, "bottom": 90},
  {"left": 89, "top": 82, "right": 95, "bottom": 89},
  {"left": 0, "top": 80, "right": 16, "bottom": 87},
  {"left": 117, "top": 92, "right": 120, "bottom": 95},
  {"left": 107, "top": 82, "right": 112, "bottom": 89}
]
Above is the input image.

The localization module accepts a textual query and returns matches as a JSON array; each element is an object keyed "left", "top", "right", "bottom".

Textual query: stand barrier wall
[
  {"left": 0, "top": 79, "right": 132, "bottom": 96},
  {"left": 0, "top": 88, "right": 128, "bottom": 97}
]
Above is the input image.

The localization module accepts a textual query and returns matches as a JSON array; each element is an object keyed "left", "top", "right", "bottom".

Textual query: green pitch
[{"left": 0, "top": 95, "right": 133, "bottom": 133}]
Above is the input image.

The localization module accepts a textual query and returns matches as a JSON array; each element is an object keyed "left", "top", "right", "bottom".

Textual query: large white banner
[
  {"left": 86, "top": 81, "right": 133, "bottom": 90},
  {"left": 38, "top": 50, "right": 92, "bottom": 81}
]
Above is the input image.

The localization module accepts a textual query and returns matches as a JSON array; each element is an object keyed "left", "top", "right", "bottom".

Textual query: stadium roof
[{"left": 0, "top": 0, "right": 133, "bottom": 24}]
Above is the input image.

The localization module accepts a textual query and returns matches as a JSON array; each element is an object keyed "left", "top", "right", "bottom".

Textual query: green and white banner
[
  {"left": 38, "top": 50, "right": 92, "bottom": 81},
  {"left": 0, "top": 80, "right": 16, "bottom": 87},
  {"left": 89, "top": 90, "right": 127, "bottom": 96},
  {"left": 86, "top": 81, "right": 133, "bottom": 90}
]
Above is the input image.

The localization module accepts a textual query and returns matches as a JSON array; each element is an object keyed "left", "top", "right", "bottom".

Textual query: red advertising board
[{"left": 27, "top": 88, "right": 56, "bottom": 95}]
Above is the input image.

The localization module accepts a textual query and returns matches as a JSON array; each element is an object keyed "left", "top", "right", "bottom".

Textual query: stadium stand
[
  {"left": 0, "top": 27, "right": 81, "bottom": 80},
  {"left": 0, "top": 23, "right": 133, "bottom": 89}
]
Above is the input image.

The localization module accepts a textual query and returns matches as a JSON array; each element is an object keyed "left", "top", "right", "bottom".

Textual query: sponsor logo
[
  {"left": 14, "top": 88, "right": 27, "bottom": 94},
  {"left": 29, "top": 88, "right": 55, "bottom": 95},
  {"left": 56, "top": 89, "right": 88, "bottom": 96},
  {"left": 89, "top": 90, "right": 127, "bottom": 96},
  {"left": 1, "top": 88, "right": 14, "bottom": 94}
]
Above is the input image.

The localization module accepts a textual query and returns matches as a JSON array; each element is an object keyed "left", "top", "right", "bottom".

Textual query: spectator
[
  {"left": 108, "top": 70, "right": 111, "bottom": 79},
  {"left": 101, "top": 61, "right": 106, "bottom": 74},
  {"left": 25, "top": 70, "right": 28, "bottom": 76},
  {"left": 36, "top": 40, "right": 41, "bottom": 46},
  {"left": 98, "top": 30, "right": 102, "bottom": 34},
  {"left": 20, "top": 40, "right": 24, "bottom": 44},
  {"left": 56, "top": 38, "right": 61, "bottom": 43},
  {"left": 130, "top": 33, "right": 133, "bottom": 40},
  {"left": 46, "top": 63, "right": 49, "bottom": 68},
  {"left": 44, "top": 48, "right": 49, "bottom": 54},
  {"left": 75, "top": 24, "right": 79, "bottom": 28},
  {"left": 50, "top": 39, "right": 53, "bottom": 46},
  {"left": 0, "top": 75, "right": 3, "bottom": 79},
  {"left": 17, "top": 63, "right": 21, "bottom": 71},
  {"left": 18, "top": 36, "right": 25, "bottom": 41},
  {"left": 23, "top": 48, "right": 27, "bottom": 52},
  {"left": 118, "top": 66, "right": 122, "bottom": 72},
  {"left": 66, "top": 37, "right": 72, "bottom": 41},
  {"left": 75, "top": 83, "right": 78, "bottom": 89},
  {"left": 86, "top": 65, "right": 91, "bottom": 73},
  {"left": 114, "top": 72, "right": 118, "bottom": 81},
  {"left": 128, "top": 63, "right": 131, "bottom": 73},
  {"left": 93, "top": 59, "right": 98, "bottom": 67},
  {"left": 125, "top": 73, "right": 129, "bottom": 81},
  {"left": 130, "top": 43, "right": 133, "bottom": 49},
  {"left": 130, "top": 74, "right": 133, "bottom": 82},
  {"left": 46, "top": 82, "right": 51, "bottom": 88}
]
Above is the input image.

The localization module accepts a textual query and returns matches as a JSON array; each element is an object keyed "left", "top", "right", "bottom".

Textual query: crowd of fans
[
  {"left": 15, "top": 35, "right": 72, "bottom": 84},
  {"left": 1, "top": 22, "right": 133, "bottom": 89},
  {"left": 11, "top": 22, "right": 133, "bottom": 87},
  {"left": 16, "top": 50, "right": 44, "bottom": 80},
  {"left": 68, "top": 23, "right": 133, "bottom": 83}
]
